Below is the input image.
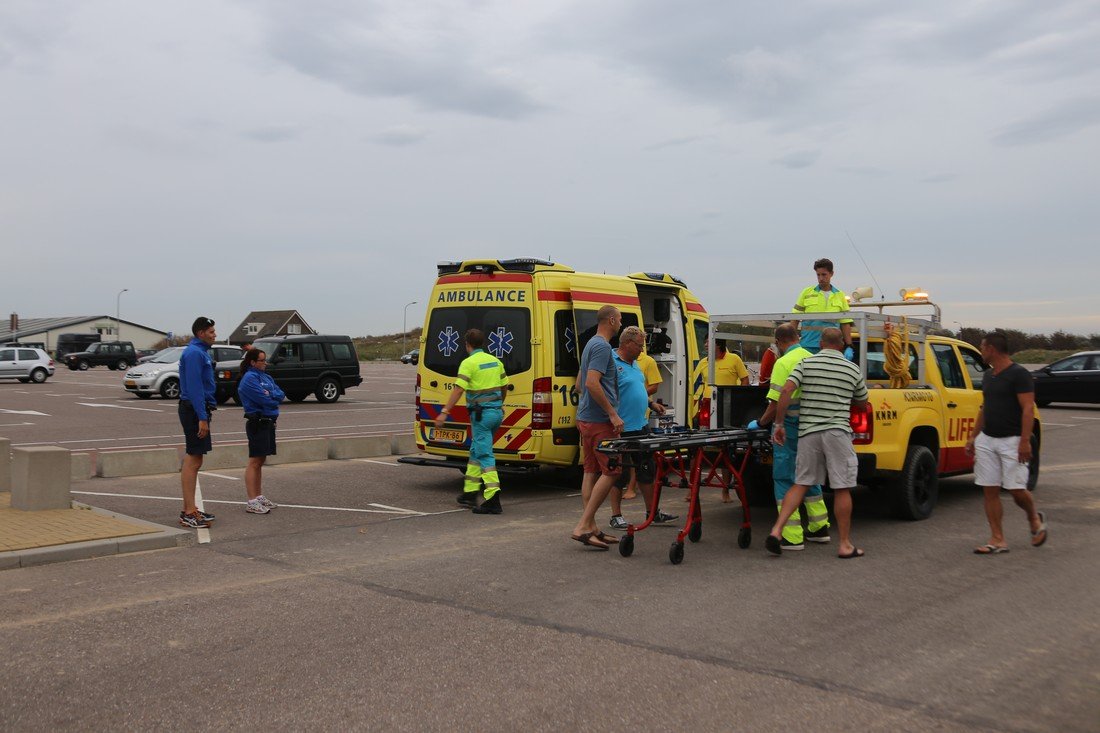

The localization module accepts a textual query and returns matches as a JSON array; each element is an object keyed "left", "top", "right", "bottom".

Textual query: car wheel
[
  {"left": 135, "top": 393, "right": 152, "bottom": 399},
  {"left": 116, "top": 359, "right": 129, "bottom": 371},
  {"left": 160, "top": 378, "right": 181, "bottom": 400},
  {"left": 30, "top": 368, "right": 48, "bottom": 384},
  {"left": 890, "top": 445, "right": 939, "bottom": 520},
  {"left": 107, "top": 363, "right": 117, "bottom": 371},
  {"left": 77, "top": 360, "right": 90, "bottom": 371},
  {"left": 315, "top": 378, "right": 340, "bottom": 403}
]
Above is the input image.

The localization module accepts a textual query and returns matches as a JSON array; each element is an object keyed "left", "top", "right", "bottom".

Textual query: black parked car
[
  {"left": 215, "top": 335, "right": 362, "bottom": 404},
  {"left": 65, "top": 341, "right": 137, "bottom": 371},
  {"left": 400, "top": 349, "right": 419, "bottom": 365},
  {"left": 1032, "top": 351, "right": 1100, "bottom": 406}
]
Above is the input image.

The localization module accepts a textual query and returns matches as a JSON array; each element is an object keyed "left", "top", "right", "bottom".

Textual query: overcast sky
[{"left": 3, "top": 0, "right": 1099, "bottom": 339}]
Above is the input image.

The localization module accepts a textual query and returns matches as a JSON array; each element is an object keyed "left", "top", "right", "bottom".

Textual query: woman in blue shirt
[{"left": 237, "top": 349, "right": 285, "bottom": 514}]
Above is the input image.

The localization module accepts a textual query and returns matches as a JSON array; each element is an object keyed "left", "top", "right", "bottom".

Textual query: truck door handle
[{"left": 946, "top": 401, "right": 957, "bottom": 408}]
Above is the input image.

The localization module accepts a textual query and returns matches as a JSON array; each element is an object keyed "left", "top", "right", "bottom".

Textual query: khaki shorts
[
  {"left": 974, "top": 432, "right": 1030, "bottom": 490},
  {"left": 578, "top": 421, "right": 621, "bottom": 477},
  {"left": 795, "top": 429, "right": 858, "bottom": 489}
]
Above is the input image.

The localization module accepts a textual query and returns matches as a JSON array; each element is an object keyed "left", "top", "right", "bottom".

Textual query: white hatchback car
[
  {"left": 0, "top": 347, "right": 55, "bottom": 383},
  {"left": 123, "top": 345, "right": 243, "bottom": 399}
]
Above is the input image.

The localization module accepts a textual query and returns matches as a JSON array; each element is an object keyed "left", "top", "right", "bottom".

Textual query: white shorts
[
  {"left": 974, "top": 432, "right": 1030, "bottom": 490},
  {"left": 795, "top": 429, "right": 858, "bottom": 489}
]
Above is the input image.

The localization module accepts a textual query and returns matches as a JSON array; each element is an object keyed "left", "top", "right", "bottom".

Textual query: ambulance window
[
  {"left": 958, "top": 347, "right": 986, "bottom": 389},
  {"left": 554, "top": 311, "right": 579, "bottom": 377},
  {"left": 424, "top": 307, "right": 531, "bottom": 377},
  {"left": 574, "top": 309, "right": 639, "bottom": 356},
  {"left": 932, "top": 344, "right": 965, "bottom": 389},
  {"left": 863, "top": 342, "right": 918, "bottom": 381},
  {"left": 692, "top": 320, "right": 709, "bottom": 358}
]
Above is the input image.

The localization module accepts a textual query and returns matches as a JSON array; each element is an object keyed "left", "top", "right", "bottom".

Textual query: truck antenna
[{"left": 845, "top": 229, "right": 884, "bottom": 299}]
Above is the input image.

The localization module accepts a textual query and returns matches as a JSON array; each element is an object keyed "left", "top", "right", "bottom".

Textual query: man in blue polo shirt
[{"left": 178, "top": 316, "right": 218, "bottom": 529}]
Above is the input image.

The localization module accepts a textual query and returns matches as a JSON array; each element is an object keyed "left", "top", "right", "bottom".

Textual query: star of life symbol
[
  {"left": 564, "top": 326, "right": 576, "bottom": 356},
  {"left": 437, "top": 326, "right": 460, "bottom": 357},
  {"left": 487, "top": 327, "right": 514, "bottom": 358}
]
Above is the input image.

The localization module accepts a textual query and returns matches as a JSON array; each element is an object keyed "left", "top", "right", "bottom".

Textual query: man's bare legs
[
  {"left": 180, "top": 454, "right": 203, "bottom": 514},
  {"left": 832, "top": 488, "right": 855, "bottom": 555},
  {"left": 980, "top": 486, "right": 1041, "bottom": 550},
  {"left": 573, "top": 473, "right": 618, "bottom": 538}
]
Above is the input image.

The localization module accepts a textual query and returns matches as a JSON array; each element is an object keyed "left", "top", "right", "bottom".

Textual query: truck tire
[
  {"left": 891, "top": 445, "right": 939, "bottom": 520},
  {"left": 1026, "top": 434, "right": 1040, "bottom": 491},
  {"left": 160, "top": 378, "right": 181, "bottom": 400},
  {"left": 315, "top": 377, "right": 340, "bottom": 403}
]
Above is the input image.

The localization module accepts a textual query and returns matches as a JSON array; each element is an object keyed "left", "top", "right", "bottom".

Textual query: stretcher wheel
[
  {"left": 679, "top": 478, "right": 689, "bottom": 488},
  {"left": 688, "top": 522, "right": 702, "bottom": 543},
  {"left": 737, "top": 526, "right": 751, "bottom": 549},
  {"left": 619, "top": 535, "right": 635, "bottom": 557},
  {"left": 669, "top": 542, "right": 685, "bottom": 565}
]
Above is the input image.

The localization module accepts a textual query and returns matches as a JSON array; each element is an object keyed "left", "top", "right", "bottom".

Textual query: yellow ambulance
[{"left": 399, "top": 258, "right": 711, "bottom": 473}]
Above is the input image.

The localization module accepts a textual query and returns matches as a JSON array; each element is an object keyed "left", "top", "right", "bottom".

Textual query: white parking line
[
  {"left": 1040, "top": 422, "right": 1076, "bottom": 427},
  {"left": 0, "top": 422, "right": 34, "bottom": 427},
  {"left": 200, "top": 471, "right": 241, "bottom": 481},
  {"left": 71, "top": 491, "right": 424, "bottom": 515},
  {"left": 77, "top": 402, "right": 162, "bottom": 413},
  {"left": 195, "top": 479, "right": 211, "bottom": 544},
  {"left": 356, "top": 459, "right": 401, "bottom": 466}
]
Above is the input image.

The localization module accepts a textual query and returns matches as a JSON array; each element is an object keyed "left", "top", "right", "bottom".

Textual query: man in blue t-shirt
[
  {"left": 606, "top": 326, "right": 677, "bottom": 530},
  {"left": 571, "top": 305, "right": 625, "bottom": 550}
]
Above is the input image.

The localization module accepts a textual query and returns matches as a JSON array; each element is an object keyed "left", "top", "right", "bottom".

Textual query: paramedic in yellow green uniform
[{"left": 792, "top": 257, "right": 854, "bottom": 358}]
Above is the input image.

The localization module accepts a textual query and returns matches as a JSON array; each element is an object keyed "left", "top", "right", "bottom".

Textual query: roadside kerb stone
[
  {"left": 267, "top": 438, "right": 329, "bottom": 466},
  {"left": 201, "top": 444, "right": 250, "bottom": 470},
  {"left": 71, "top": 452, "right": 94, "bottom": 482},
  {"left": 0, "top": 437, "right": 10, "bottom": 491},
  {"left": 98, "top": 448, "right": 179, "bottom": 478},
  {"left": 328, "top": 435, "right": 391, "bottom": 459},
  {"left": 391, "top": 434, "right": 417, "bottom": 455},
  {"left": 12, "top": 446, "right": 71, "bottom": 511}
]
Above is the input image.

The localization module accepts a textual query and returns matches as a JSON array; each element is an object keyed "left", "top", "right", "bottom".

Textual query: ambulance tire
[{"left": 890, "top": 445, "right": 939, "bottom": 520}]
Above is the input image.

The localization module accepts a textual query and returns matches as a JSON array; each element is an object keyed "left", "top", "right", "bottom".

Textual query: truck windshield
[{"left": 424, "top": 307, "right": 531, "bottom": 377}]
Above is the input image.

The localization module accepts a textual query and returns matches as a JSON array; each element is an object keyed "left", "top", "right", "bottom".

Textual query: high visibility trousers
[
  {"left": 772, "top": 415, "right": 828, "bottom": 544},
  {"left": 463, "top": 407, "right": 503, "bottom": 499}
]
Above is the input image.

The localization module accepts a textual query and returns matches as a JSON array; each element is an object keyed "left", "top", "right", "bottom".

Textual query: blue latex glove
[
  {"left": 843, "top": 346, "right": 855, "bottom": 361},
  {"left": 747, "top": 420, "right": 760, "bottom": 430}
]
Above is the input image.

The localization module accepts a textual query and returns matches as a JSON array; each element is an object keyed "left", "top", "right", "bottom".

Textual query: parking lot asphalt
[{"left": 1, "top": 369, "right": 1098, "bottom": 731}]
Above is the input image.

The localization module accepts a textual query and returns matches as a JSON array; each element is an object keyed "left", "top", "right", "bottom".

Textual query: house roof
[
  {"left": 0, "top": 316, "right": 168, "bottom": 342},
  {"left": 227, "top": 310, "right": 316, "bottom": 344}
]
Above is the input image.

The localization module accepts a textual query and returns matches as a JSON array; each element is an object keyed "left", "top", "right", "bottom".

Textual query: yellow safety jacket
[{"left": 457, "top": 349, "right": 508, "bottom": 408}]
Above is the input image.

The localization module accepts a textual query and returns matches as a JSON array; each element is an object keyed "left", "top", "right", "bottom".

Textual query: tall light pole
[
  {"left": 116, "top": 289, "right": 129, "bottom": 341},
  {"left": 402, "top": 301, "right": 417, "bottom": 357}
]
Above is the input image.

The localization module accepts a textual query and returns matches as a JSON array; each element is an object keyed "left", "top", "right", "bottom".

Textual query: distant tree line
[{"left": 950, "top": 328, "right": 1100, "bottom": 353}]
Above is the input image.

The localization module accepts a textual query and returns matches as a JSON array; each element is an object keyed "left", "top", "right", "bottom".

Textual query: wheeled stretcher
[{"left": 598, "top": 427, "right": 772, "bottom": 564}]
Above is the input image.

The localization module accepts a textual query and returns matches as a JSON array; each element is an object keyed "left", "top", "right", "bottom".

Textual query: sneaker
[
  {"left": 179, "top": 511, "right": 210, "bottom": 529},
  {"left": 245, "top": 499, "right": 271, "bottom": 515},
  {"left": 653, "top": 511, "right": 679, "bottom": 523},
  {"left": 456, "top": 492, "right": 479, "bottom": 508},
  {"left": 198, "top": 509, "right": 215, "bottom": 522},
  {"left": 471, "top": 493, "right": 503, "bottom": 515},
  {"left": 257, "top": 495, "right": 277, "bottom": 510},
  {"left": 609, "top": 514, "right": 628, "bottom": 530},
  {"left": 805, "top": 526, "right": 831, "bottom": 543},
  {"left": 780, "top": 538, "right": 805, "bottom": 551}
]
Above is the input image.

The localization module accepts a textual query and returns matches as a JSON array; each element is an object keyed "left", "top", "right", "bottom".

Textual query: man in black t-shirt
[{"left": 965, "top": 332, "right": 1047, "bottom": 554}]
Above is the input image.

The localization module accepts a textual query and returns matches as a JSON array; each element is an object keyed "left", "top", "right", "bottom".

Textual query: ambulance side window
[
  {"left": 692, "top": 320, "right": 709, "bottom": 358},
  {"left": 574, "top": 309, "right": 639, "bottom": 357},
  {"left": 554, "top": 310, "right": 579, "bottom": 377}
]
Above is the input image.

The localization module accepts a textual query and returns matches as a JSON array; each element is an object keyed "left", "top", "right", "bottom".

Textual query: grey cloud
[
  {"left": 643, "top": 135, "right": 706, "bottom": 151},
  {"left": 920, "top": 173, "right": 957, "bottom": 183},
  {"left": 0, "top": 1, "right": 75, "bottom": 69},
  {"left": 992, "top": 97, "right": 1100, "bottom": 146},
  {"left": 837, "top": 166, "right": 889, "bottom": 177},
  {"left": 242, "top": 125, "right": 304, "bottom": 143},
  {"left": 371, "top": 124, "right": 429, "bottom": 146},
  {"left": 774, "top": 150, "right": 820, "bottom": 169},
  {"left": 257, "top": 2, "right": 540, "bottom": 119}
]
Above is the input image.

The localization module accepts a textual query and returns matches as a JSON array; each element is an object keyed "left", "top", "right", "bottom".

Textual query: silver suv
[
  {"left": 0, "top": 347, "right": 55, "bottom": 383},
  {"left": 123, "top": 345, "right": 243, "bottom": 399}
]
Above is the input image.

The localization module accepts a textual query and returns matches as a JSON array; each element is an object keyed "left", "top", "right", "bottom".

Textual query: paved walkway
[{"left": 0, "top": 493, "right": 190, "bottom": 569}]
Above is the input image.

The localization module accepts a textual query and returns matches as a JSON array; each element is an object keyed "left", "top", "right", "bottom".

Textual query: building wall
[{"left": 14, "top": 320, "right": 167, "bottom": 351}]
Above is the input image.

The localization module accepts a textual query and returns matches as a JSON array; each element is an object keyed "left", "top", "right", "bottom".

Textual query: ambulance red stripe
[
  {"left": 570, "top": 290, "right": 641, "bottom": 306},
  {"left": 437, "top": 274, "right": 533, "bottom": 284}
]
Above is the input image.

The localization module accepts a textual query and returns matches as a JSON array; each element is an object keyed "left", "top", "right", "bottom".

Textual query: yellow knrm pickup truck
[{"left": 706, "top": 310, "right": 1041, "bottom": 520}]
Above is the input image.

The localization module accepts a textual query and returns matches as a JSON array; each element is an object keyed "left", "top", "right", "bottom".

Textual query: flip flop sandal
[
  {"left": 1031, "top": 511, "right": 1048, "bottom": 547},
  {"left": 838, "top": 547, "right": 866, "bottom": 559},
  {"left": 570, "top": 532, "right": 609, "bottom": 550},
  {"left": 594, "top": 531, "right": 619, "bottom": 545},
  {"left": 974, "top": 544, "right": 1010, "bottom": 555}
]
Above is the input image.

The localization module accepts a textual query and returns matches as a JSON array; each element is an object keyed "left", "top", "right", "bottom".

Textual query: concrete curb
[{"left": 0, "top": 503, "right": 194, "bottom": 571}]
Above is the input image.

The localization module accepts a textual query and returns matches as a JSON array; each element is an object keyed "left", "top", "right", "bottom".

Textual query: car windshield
[{"left": 151, "top": 347, "right": 185, "bottom": 363}]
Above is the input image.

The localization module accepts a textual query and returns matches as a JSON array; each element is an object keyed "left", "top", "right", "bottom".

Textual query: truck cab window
[{"left": 931, "top": 344, "right": 966, "bottom": 389}]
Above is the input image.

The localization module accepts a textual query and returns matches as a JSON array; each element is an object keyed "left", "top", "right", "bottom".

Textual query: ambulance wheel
[
  {"left": 890, "top": 445, "right": 939, "bottom": 521},
  {"left": 737, "top": 526, "right": 751, "bottom": 549},
  {"left": 669, "top": 542, "right": 684, "bottom": 565},
  {"left": 688, "top": 521, "right": 702, "bottom": 543},
  {"left": 619, "top": 535, "right": 634, "bottom": 557}
]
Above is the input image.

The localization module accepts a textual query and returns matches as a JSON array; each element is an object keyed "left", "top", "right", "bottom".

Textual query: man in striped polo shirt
[{"left": 766, "top": 328, "right": 869, "bottom": 558}]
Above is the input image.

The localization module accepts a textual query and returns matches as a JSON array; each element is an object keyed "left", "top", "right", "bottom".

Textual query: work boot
[
  {"left": 472, "top": 493, "right": 503, "bottom": 515},
  {"left": 456, "top": 492, "right": 479, "bottom": 508}
]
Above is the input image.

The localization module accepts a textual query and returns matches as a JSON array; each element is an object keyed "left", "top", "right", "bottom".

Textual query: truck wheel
[
  {"left": 77, "top": 360, "right": 90, "bottom": 371},
  {"left": 160, "top": 378, "right": 181, "bottom": 400},
  {"left": 891, "top": 445, "right": 939, "bottom": 520},
  {"left": 315, "top": 378, "right": 340, "bottom": 403},
  {"left": 1026, "top": 434, "right": 1040, "bottom": 491}
]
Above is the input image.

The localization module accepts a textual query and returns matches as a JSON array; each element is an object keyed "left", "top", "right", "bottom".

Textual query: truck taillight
[
  {"left": 850, "top": 402, "right": 873, "bottom": 444},
  {"left": 532, "top": 377, "right": 553, "bottom": 430},
  {"left": 697, "top": 397, "right": 711, "bottom": 429}
]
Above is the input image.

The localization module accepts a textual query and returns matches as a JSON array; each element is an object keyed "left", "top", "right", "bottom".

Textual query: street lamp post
[
  {"left": 116, "top": 289, "right": 129, "bottom": 341},
  {"left": 402, "top": 301, "right": 417, "bottom": 357}
]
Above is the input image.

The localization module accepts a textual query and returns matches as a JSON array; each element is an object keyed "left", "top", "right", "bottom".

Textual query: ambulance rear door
[{"left": 567, "top": 274, "right": 644, "bottom": 358}]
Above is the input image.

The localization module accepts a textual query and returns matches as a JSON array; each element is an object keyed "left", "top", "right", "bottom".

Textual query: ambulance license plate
[
  {"left": 125, "top": 380, "right": 137, "bottom": 387},
  {"left": 430, "top": 428, "right": 466, "bottom": 443}
]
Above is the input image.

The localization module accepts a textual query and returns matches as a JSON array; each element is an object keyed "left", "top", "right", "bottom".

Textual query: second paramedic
[
  {"left": 791, "top": 257, "right": 854, "bottom": 358},
  {"left": 434, "top": 329, "right": 509, "bottom": 514}
]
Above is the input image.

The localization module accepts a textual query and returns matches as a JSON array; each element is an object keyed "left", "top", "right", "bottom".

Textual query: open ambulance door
[{"left": 567, "top": 275, "right": 644, "bottom": 359}]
